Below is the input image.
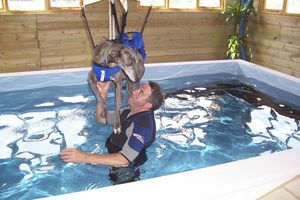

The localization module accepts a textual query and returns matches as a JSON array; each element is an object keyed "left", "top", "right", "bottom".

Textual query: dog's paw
[{"left": 113, "top": 127, "right": 121, "bottom": 134}]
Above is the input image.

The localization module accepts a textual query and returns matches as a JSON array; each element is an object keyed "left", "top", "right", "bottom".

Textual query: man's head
[
  {"left": 147, "top": 81, "right": 164, "bottom": 111},
  {"left": 128, "top": 81, "right": 164, "bottom": 112}
]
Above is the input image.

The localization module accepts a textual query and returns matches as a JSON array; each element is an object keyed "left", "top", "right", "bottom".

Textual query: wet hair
[{"left": 147, "top": 81, "right": 165, "bottom": 111}]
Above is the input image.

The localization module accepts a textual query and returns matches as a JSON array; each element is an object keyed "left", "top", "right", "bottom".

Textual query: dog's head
[
  {"left": 93, "top": 40, "right": 143, "bottom": 82},
  {"left": 117, "top": 46, "right": 143, "bottom": 82}
]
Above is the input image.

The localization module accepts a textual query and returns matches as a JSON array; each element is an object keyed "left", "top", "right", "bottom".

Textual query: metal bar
[{"left": 81, "top": 6, "right": 95, "bottom": 48}]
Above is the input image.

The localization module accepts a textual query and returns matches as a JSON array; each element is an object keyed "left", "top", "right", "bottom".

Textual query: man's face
[{"left": 128, "top": 83, "right": 152, "bottom": 110}]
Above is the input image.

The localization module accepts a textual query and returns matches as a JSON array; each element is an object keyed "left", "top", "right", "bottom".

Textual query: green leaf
[
  {"left": 222, "top": 0, "right": 255, "bottom": 61},
  {"left": 232, "top": 53, "right": 236, "bottom": 59}
]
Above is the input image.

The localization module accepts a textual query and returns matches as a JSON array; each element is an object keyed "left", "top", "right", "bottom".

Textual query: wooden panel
[
  {"left": 36, "top": 5, "right": 108, "bottom": 71},
  {"left": 148, "top": 52, "right": 226, "bottom": 63},
  {"left": 252, "top": 49, "right": 299, "bottom": 70},
  {"left": 250, "top": 14, "right": 300, "bottom": 28},
  {"left": 251, "top": 29, "right": 300, "bottom": 46},
  {"left": 0, "top": 14, "right": 40, "bottom": 73},
  {"left": 0, "top": 15, "right": 37, "bottom": 33},
  {"left": 0, "top": 0, "right": 233, "bottom": 73},
  {"left": 41, "top": 61, "right": 91, "bottom": 70},
  {"left": 252, "top": 56, "right": 295, "bottom": 76},
  {"left": 38, "top": 28, "right": 108, "bottom": 42},
  {"left": 0, "top": 0, "right": 299, "bottom": 80},
  {"left": 41, "top": 54, "right": 91, "bottom": 66},
  {"left": 0, "top": 55, "right": 40, "bottom": 73},
  {"left": 249, "top": 38, "right": 300, "bottom": 54},
  {"left": 249, "top": 13, "right": 300, "bottom": 78},
  {"left": 250, "top": 41, "right": 300, "bottom": 64},
  {"left": 0, "top": 32, "right": 37, "bottom": 43}
]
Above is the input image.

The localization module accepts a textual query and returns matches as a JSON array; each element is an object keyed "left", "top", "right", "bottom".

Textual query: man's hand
[{"left": 60, "top": 148, "right": 89, "bottom": 164}]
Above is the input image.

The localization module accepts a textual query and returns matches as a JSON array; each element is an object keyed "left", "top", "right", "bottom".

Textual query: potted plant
[{"left": 223, "top": 0, "right": 255, "bottom": 60}]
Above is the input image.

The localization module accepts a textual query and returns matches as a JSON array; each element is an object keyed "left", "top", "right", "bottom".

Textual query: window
[
  {"left": 262, "top": 0, "right": 300, "bottom": 15},
  {"left": 83, "top": 0, "right": 101, "bottom": 6},
  {"left": 199, "top": 0, "right": 221, "bottom": 8},
  {"left": 138, "top": 0, "right": 225, "bottom": 11},
  {"left": 286, "top": 0, "right": 300, "bottom": 14},
  {"left": 0, "top": 0, "right": 101, "bottom": 13},
  {"left": 50, "top": 0, "right": 81, "bottom": 8},
  {"left": 139, "top": 0, "right": 165, "bottom": 7},
  {"left": 169, "top": 0, "right": 196, "bottom": 9},
  {"left": 264, "top": 0, "right": 283, "bottom": 10},
  {"left": 7, "top": 0, "right": 46, "bottom": 11}
]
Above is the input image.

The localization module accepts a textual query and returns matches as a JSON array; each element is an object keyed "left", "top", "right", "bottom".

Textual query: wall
[
  {"left": 126, "top": 1, "right": 232, "bottom": 63},
  {"left": 248, "top": 14, "right": 300, "bottom": 77},
  {"left": 0, "top": 0, "right": 232, "bottom": 73},
  {"left": 0, "top": 2, "right": 108, "bottom": 72},
  {"left": 1, "top": 1, "right": 299, "bottom": 78}
]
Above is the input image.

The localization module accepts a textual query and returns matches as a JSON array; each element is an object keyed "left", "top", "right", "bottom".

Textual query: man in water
[{"left": 60, "top": 81, "right": 164, "bottom": 184}]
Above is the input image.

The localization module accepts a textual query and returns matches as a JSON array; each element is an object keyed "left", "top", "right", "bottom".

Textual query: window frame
[
  {"left": 0, "top": 0, "right": 5, "bottom": 12},
  {"left": 48, "top": 0, "right": 82, "bottom": 11},
  {"left": 260, "top": 0, "right": 300, "bottom": 16},
  {"left": 137, "top": 0, "right": 226, "bottom": 12},
  {"left": 0, "top": 0, "right": 83, "bottom": 14}
]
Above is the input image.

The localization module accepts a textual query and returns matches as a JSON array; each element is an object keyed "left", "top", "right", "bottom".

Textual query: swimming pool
[{"left": 1, "top": 60, "right": 300, "bottom": 200}]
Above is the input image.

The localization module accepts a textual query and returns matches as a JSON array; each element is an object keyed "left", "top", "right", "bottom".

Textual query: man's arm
[{"left": 60, "top": 148, "right": 129, "bottom": 167}]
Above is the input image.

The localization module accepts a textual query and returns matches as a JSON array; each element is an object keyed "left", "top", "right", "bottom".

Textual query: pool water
[{"left": 0, "top": 74, "right": 300, "bottom": 199}]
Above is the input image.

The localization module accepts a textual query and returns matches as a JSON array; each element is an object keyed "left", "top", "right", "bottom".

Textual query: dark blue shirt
[{"left": 106, "top": 109, "right": 156, "bottom": 163}]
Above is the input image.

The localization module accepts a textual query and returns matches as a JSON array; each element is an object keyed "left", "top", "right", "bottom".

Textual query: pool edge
[{"left": 39, "top": 148, "right": 300, "bottom": 200}]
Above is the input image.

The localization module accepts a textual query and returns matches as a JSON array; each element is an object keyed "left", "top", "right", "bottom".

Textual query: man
[{"left": 60, "top": 80, "right": 164, "bottom": 184}]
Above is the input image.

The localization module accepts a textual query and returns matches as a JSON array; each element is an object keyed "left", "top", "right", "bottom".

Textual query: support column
[{"left": 109, "top": 0, "right": 127, "bottom": 40}]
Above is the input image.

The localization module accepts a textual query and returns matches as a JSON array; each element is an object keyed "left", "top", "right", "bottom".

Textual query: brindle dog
[{"left": 88, "top": 39, "right": 145, "bottom": 133}]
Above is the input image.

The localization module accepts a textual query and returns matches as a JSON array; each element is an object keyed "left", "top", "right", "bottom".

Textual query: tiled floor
[{"left": 258, "top": 175, "right": 300, "bottom": 200}]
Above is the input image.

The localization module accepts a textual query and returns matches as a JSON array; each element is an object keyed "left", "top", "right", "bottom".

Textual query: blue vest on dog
[
  {"left": 92, "top": 63, "right": 121, "bottom": 82},
  {"left": 93, "top": 32, "right": 146, "bottom": 82},
  {"left": 117, "top": 32, "right": 147, "bottom": 61}
]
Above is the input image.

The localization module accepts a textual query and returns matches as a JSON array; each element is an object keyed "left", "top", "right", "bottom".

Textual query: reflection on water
[
  {"left": 156, "top": 83, "right": 300, "bottom": 151},
  {"left": 0, "top": 85, "right": 112, "bottom": 199},
  {"left": 144, "top": 83, "right": 300, "bottom": 178},
  {"left": 0, "top": 79, "right": 300, "bottom": 199}
]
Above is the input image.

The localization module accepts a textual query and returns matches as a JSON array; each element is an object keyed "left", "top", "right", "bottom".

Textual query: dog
[
  {"left": 81, "top": 2, "right": 150, "bottom": 133},
  {"left": 88, "top": 39, "right": 145, "bottom": 133}
]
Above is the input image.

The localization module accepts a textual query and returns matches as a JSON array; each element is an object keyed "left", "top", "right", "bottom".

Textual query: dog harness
[
  {"left": 117, "top": 32, "right": 147, "bottom": 61},
  {"left": 92, "top": 63, "right": 121, "bottom": 82},
  {"left": 92, "top": 32, "right": 146, "bottom": 83}
]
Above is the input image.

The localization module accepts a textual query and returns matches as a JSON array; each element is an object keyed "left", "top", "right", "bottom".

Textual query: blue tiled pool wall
[
  {"left": 236, "top": 61, "right": 300, "bottom": 108},
  {"left": 1, "top": 60, "right": 300, "bottom": 108},
  {"left": 0, "top": 70, "right": 88, "bottom": 92}
]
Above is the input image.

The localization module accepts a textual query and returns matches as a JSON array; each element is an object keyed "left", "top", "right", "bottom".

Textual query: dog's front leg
[
  {"left": 114, "top": 81, "right": 123, "bottom": 134},
  {"left": 88, "top": 71, "right": 108, "bottom": 119}
]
